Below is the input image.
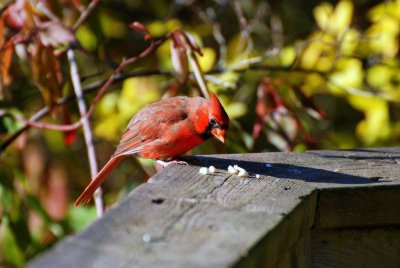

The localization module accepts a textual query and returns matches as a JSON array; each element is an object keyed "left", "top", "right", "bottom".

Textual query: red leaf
[
  {"left": 2, "top": 0, "right": 36, "bottom": 32},
  {"left": 170, "top": 39, "right": 189, "bottom": 84},
  {"left": 0, "top": 40, "right": 14, "bottom": 89},
  {"left": 129, "top": 21, "right": 149, "bottom": 33},
  {"left": 37, "top": 21, "right": 77, "bottom": 48},
  {"left": 31, "top": 44, "right": 64, "bottom": 108},
  {"left": 62, "top": 108, "right": 77, "bottom": 146}
]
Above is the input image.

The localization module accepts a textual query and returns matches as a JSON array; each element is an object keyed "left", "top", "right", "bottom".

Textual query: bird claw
[{"left": 156, "top": 160, "right": 188, "bottom": 168}]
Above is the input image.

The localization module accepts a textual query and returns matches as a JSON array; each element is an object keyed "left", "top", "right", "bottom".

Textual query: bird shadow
[{"left": 181, "top": 155, "right": 382, "bottom": 185}]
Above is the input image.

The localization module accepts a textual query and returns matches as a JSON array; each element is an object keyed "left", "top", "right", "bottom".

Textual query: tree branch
[{"left": 67, "top": 48, "right": 104, "bottom": 216}]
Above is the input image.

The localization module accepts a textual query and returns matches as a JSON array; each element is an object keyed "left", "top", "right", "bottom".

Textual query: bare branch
[
  {"left": 73, "top": 0, "right": 101, "bottom": 31},
  {"left": 0, "top": 69, "right": 173, "bottom": 154},
  {"left": 67, "top": 48, "right": 104, "bottom": 217}
]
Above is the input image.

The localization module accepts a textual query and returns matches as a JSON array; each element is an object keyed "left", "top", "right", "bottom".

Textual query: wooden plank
[
  {"left": 28, "top": 164, "right": 316, "bottom": 268},
  {"left": 315, "top": 185, "right": 400, "bottom": 228},
  {"left": 311, "top": 227, "right": 400, "bottom": 267},
  {"left": 27, "top": 147, "right": 400, "bottom": 267},
  {"left": 275, "top": 232, "right": 311, "bottom": 268}
]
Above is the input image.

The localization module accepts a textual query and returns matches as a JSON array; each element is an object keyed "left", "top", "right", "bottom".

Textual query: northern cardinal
[{"left": 75, "top": 92, "right": 229, "bottom": 206}]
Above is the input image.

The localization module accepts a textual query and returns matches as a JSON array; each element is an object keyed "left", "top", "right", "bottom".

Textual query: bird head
[{"left": 208, "top": 92, "right": 230, "bottom": 143}]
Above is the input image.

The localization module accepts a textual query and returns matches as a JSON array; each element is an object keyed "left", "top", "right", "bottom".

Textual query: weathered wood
[
  {"left": 28, "top": 165, "right": 317, "bottom": 268},
  {"left": 315, "top": 185, "right": 400, "bottom": 228},
  {"left": 27, "top": 147, "right": 400, "bottom": 268},
  {"left": 275, "top": 232, "right": 311, "bottom": 268},
  {"left": 311, "top": 228, "right": 400, "bottom": 267}
]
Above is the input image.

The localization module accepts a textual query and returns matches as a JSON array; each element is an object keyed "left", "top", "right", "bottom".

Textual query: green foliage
[{"left": 1, "top": 0, "right": 400, "bottom": 266}]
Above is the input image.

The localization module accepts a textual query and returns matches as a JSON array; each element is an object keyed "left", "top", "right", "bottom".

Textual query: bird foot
[{"left": 156, "top": 160, "right": 188, "bottom": 168}]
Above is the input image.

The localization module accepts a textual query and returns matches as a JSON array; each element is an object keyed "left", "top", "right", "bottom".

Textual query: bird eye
[{"left": 210, "top": 118, "right": 217, "bottom": 125}]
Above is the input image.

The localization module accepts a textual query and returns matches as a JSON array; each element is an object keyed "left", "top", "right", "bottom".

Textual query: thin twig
[
  {"left": 0, "top": 69, "right": 174, "bottom": 154},
  {"left": 187, "top": 50, "right": 210, "bottom": 98},
  {"left": 73, "top": 0, "right": 101, "bottom": 31},
  {"left": 67, "top": 48, "right": 104, "bottom": 217},
  {"left": 196, "top": 7, "right": 227, "bottom": 69},
  {"left": 5, "top": 57, "right": 392, "bottom": 154},
  {"left": 86, "top": 38, "right": 166, "bottom": 117}
]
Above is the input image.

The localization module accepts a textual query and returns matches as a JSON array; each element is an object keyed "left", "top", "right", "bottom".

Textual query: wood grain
[
  {"left": 311, "top": 228, "right": 400, "bottom": 267},
  {"left": 27, "top": 147, "right": 400, "bottom": 268}
]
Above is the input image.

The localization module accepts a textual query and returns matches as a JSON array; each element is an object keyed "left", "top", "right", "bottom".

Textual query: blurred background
[{"left": 1, "top": 0, "right": 400, "bottom": 266}]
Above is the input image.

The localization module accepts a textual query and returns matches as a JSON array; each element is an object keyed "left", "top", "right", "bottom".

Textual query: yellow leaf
[
  {"left": 331, "top": 1, "right": 354, "bottom": 35},
  {"left": 96, "top": 92, "right": 119, "bottom": 116},
  {"left": 299, "top": 34, "right": 337, "bottom": 72},
  {"left": 225, "top": 102, "right": 247, "bottom": 119},
  {"left": 366, "top": 65, "right": 393, "bottom": 89},
  {"left": 341, "top": 28, "right": 360, "bottom": 54},
  {"left": 280, "top": 46, "right": 297, "bottom": 66},
  {"left": 314, "top": 2, "right": 334, "bottom": 31},
  {"left": 76, "top": 25, "right": 98, "bottom": 51},
  {"left": 301, "top": 73, "right": 327, "bottom": 96},
  {"left": 348, "top": 96, "right": 391, "bottom": 145},
  {"left": 329, "top": 58, "right": 364, "bottom": 89},
  {"left": 118, "top": 77, "right": 161, "bottom": 121},
  {"left": 94, "top": 115, "right": 121, "bottom": 141},
  {"left": 166, "top": 19, "right": 182, "bottom": 32},
  {"left": 197, "top": 47, "right": 216, "bottom": 72},
  {"left": 148, "top": 21, "right": 168, "bottom": 36},
  {"left": 366, "top": 16, "right": 399, "bottom": 58},
  {"left": 99, "top": 10, "right": 127, "bottom": 39},
  {"left": 314, "top": 1, "right": 354, "bottom": 37},
  {"left": 368, "top": 1, "right": 400, "bottom": 22}
]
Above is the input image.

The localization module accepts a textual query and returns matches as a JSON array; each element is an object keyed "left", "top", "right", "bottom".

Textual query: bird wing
[{"left": 113, "top": 96, "right": 189, "bottom": 157}]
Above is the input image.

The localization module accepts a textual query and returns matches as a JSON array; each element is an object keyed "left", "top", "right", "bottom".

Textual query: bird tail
[{"left": 75, "top": 156, "right": 123, "bottom": 207}]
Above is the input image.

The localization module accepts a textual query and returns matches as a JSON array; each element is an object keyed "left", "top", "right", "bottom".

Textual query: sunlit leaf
[
  {"left": 329, "top": 58, "right": 364, "bottom": 89},
  {"left": 166, "top": 19, "right": 182, "bottom": 32},
  {"left": 341, "top": 28, "right": 360, "bottom": 54},
  {"left": 366, "top": 16, "right": 399, "bottom": 58},
  {"left": 76, "top": 25, "right": 98, "bottom": 51},
  {"left": 118, "top": 77, "right": 161, "bottom": 122},
  {"left": 147, "top": 20, "right": 168, "bottom": 36},
  {"left": 197, "top": 47, "right": 216, "bottom": 72},
  {"left": 366, "top": 65, "right": 393, "bottom": 89},
  {"left": 99, "top": 10, "right": 127, "bottom": 39},
  {"left": 225, "top": 101, "right": 247, "bottom": 119},
  {"left": 299, "top": 33, "right": 337, "bottom": 72},
  {"left": 279, "top": 46, "right": 296, "bottom": 66},
  {"left": 0, "top": 217, "right": 25, "bottom": 266},
  {"left": 349, "top": 96, "right": 391, "bottom": 145},
  {"left": 314, "top": 0, "right": 353, "bottom": 37},
  {"left": 94, "top": 115, "right": 121, "bottom": 141}
]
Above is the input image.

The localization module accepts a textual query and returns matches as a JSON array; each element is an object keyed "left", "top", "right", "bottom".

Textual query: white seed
[
  {"left": 255, "top": 174, "right": 260, "bottom": 179},
  {"left": 208, "top": 166, "right": 216, "bottom": 173},
  {"left": 228, "top": 165, "right": 238, "bottom": 174},
  {"left": 235, "top": 166, "right": 246, "bottom": 173},
  {"left": 238, "top": 170, "right": 249, "bottom": 177},
  {"left": 143, "top": 234, "right": 152, "bottom": 243},
  {"left": 199, "top": 167, "right": 208, "bottom": 175}
]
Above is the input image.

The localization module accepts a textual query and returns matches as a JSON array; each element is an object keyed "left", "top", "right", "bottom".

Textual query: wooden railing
[{"left": 27, "top": 148, "right": 400, "bottom": 268}]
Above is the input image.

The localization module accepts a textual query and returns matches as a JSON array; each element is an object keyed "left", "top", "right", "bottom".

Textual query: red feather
[{"left": 75, "top": 94, "right": 229, "bottom": 206}]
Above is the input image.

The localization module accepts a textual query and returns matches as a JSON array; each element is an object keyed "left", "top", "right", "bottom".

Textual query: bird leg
[{"left": 156, "top": 159, "right": 188, "bottom": 168}]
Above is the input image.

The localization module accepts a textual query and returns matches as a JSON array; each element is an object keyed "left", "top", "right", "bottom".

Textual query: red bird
[{"left": 75, "top": 92, "right": 229, "bottom": 206}]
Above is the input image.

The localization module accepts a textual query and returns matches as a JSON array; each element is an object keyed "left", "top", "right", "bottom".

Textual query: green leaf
[{"left": 0, "top": 217, "right": 25, "bottom": 267}]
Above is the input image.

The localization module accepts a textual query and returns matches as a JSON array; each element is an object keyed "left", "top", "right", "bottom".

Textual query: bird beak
[{"left": 211, "top": 128, "right": 226, "bottom": 143}]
